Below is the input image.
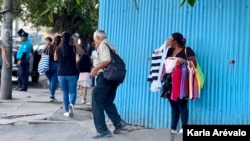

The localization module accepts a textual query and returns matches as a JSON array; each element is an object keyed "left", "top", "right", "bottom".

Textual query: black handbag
[{"left": 103, "top": 43, "right": 126, "bottom": 83}]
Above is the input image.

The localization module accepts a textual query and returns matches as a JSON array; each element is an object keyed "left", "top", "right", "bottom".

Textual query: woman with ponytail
[
  {"left": 54, "top": 31, "right": 79, "bottom": 117},
  {"left": 162, "top": 32, "right": 197, "bottom": 133}
]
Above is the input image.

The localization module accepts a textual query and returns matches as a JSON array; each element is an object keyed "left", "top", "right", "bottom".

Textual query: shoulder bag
[
  {"left": 38, "top": 47, "right": 50, "bottom": 73},
  {"left": 103, "top": 43, "right": 126, "bottom": 83},
  {"left": 184, "top": 47, "right": 205, "bottom": 89}
]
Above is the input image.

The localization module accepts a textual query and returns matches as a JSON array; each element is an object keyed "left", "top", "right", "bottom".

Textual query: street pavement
[{"left": 0, "top": 74, "right": 183, "bottom": 141}]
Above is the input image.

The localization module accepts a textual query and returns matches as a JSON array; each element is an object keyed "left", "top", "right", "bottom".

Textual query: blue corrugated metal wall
[{"left": 98, "top": 0, "right": 250, "bottom": 128}]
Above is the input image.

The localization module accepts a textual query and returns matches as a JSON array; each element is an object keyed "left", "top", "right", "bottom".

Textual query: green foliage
[
  {"left": 11, "top": 0, "right": 98, "bottom": 37},
  {"left": 188, "top": 0, "right": 195, "bottom": 7},
  {"left": 179, "top": 0, "right": 186, "bottom": 7},
  {"left": 179, "top": 0, "right": 196, "bottom": 7},
  {"left": 76, "top": 0, "right": 81, "bottom": 5},
  {"left": 0, "top": 0, "right": 195, "bottom": 37}
]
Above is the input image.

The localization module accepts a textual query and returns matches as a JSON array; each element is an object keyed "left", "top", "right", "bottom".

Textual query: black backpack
[{"left": 103, "top": 43, "right": 126, "bottom": 83}]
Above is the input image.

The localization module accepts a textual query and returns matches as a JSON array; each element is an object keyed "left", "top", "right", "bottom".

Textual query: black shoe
[
  {"left": 14, "top": 86, "right": 22, "bottom": 90},
  {"left": 17, "top": 87, "right": 27, "bottom": 91},
  {"left": 113, "top": 120, "right": 127, "bottom": 134},
  {"left": 49, "top": 96, "right": 57, "bottom": 102},
  {"left": 92, "top": 130, "right": 112, "bottom": 139}
]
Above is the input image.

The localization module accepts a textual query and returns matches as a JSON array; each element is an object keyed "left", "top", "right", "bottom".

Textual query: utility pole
[{"left": 1, "top": 0, "right": 13, "bottom": 99}]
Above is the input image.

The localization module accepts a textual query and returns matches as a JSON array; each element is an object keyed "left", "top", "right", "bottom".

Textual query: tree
[
  {"left": 0, "top": 0, "right": 194, "bottom": 36},
  {"left": 12, "top": 0, "right": 98, "bottom": 37},
  {"left": 179, "top": 0, "right": 196, "bottom": 7}
]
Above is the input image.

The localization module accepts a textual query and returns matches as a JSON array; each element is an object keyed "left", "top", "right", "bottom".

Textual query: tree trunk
[{"left": 1, "top": 0, "right": 13, "bottom": 99}]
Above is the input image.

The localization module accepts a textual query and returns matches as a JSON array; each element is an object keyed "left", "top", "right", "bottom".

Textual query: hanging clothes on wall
[{"left": 147, "top": 41, "right": 169, "bottom": 92}]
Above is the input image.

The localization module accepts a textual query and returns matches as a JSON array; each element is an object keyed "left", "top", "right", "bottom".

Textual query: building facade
[{"left": 98, "top": 0, "right": 250, "bottom": 128}]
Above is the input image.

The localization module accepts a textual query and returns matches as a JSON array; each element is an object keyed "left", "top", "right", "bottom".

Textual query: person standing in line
[
  {"left": 54, "top": 32, "right": 79, "bottom": 117},
  {"left": 90, "top": 29, "right": 127, "bottom": 139},
  {"left": 71, "top": 32, "right": 84, "bottom": 63},
  {"left": 87, "top": 37, "right": 97, "bottom": 86},
  {"left": 163, "top": 32, "right": 197, "bottom": 133},
  {"left": 44, "top": 35, "right": 61, "bottom": 102},
  {"left": 0, "top": 40, "right": 10, "bottom": 86},
  {"left": 77, "top": 52, "right": 92, "bottom": 104},
  {"left": 72, "top": 33, "right": 84, "bottom": 90},
  {"left": 14, "top": 29, "right": 32, "bottom": 91}
]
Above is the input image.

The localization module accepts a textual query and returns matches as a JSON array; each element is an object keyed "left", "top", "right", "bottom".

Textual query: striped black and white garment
[{"left": 148, "top": 42, "right": 169, "bottom": 92}]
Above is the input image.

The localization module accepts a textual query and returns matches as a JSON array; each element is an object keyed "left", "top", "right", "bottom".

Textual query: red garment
[{"left": 171, "top": 62, "right": 182, "bottom": 101}]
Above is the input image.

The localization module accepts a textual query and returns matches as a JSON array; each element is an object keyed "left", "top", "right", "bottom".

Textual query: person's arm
[
  {"left": 90, "top": 60, "right": 111, "bottom": 77},
  {"left": 73, "top": 40, "right": 84, "bottom": 55},
  {"left": 1, "top": 46, "right": 10, "bottom": 67},
  {"left": 90, "top": 45, "right": 111, "bottom": 77},
  {"left": 54, "top": 49, "right": 58, "bottom": 61},
  {"left": 186, "top": 47, "right": 197, "bottom": 67},
  {"left": 187, "top": 56, "right": 197, "bottom": 67},
  {"left": 13, "top": 46, "right": 19, "bottom": 50},
  {"left": 17, "top": 52, "right": 27, "bottom": 66}
]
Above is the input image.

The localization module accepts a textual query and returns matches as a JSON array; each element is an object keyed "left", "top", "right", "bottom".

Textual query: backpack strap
[
  {"left": 104, "top": 43, "right": 115, "bottom": 52},
  {"left": 184, "top": 46, "right": 187, "bottom": 59}
]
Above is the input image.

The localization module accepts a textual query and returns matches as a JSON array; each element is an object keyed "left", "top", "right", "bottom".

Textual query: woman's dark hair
[
  {"left": 172, "top": 32, "right": 186, "bottom": 46},
  {"left": 49, "top": 35, "right": 61, "bottom": 56},
  {"left": 60, "top": 31, "right": 74, "bottom": 57},
  {"left": 45, "top": 37, "right": 52, "bottom": 42},
  {"left": 53, "top": 35, "right": 61, "bottom": 46},
  {"left": 61, "top": 31, "right": 71, "bottom": 44}
]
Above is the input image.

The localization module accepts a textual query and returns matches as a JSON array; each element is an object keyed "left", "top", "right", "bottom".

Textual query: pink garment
[
  {"left": 78, "top": 72, "right": 91, "bottom": 82},
  {"left": 187, "top": 62, "right": 195, "bottom": 99},
  {"left": 165, "top": 57, "right": 177, "bottom": 73},
  {"left": 160, "top": 64, "right": 166, "bottom": 81}
]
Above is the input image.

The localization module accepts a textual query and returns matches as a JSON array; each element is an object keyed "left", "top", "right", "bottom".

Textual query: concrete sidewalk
[{"left": 0, "top": 87, "right": 183, "bottom": 141}]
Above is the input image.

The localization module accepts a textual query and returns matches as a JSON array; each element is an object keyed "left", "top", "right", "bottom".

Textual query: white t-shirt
[{"left": 91, "top": 50, "right": 98, "bottom": 67}]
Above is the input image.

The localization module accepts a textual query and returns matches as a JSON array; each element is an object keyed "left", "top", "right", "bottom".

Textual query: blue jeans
[
  {"left": 58, "top": 75, "right": 78, "bottom": 112},
  {"left": 45, "top": 62, "right": 58, "bottom": 98},
  {"left": 168, "top": 99, "right": 189, "bottom": 130},
  {"left": 17, "top": 60, "right": 30, "bottom": 88}
]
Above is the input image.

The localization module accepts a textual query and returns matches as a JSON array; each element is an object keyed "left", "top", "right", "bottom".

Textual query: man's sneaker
[
  {"left": 68, "top": 104, "right": 74, "bottom": 117},
  {"left": 178, "top": 128, "right": 183, "bottom": 133},
  {"left": 113, "top": 120, "right": 127, "bottom": 134},
  {"left": 92, "top": 130, "right": 112, "bottom": 139},
  {"left": 64, "top": 112, "right": 70, "bottom": 117},
  {"left": 49, "top": 96, "right": 57, "bottom": 102}
]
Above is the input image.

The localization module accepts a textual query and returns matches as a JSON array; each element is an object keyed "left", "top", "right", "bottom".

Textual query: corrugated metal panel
[{"left": 99, "top": 0, "right": 250, "bottom": 128}]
